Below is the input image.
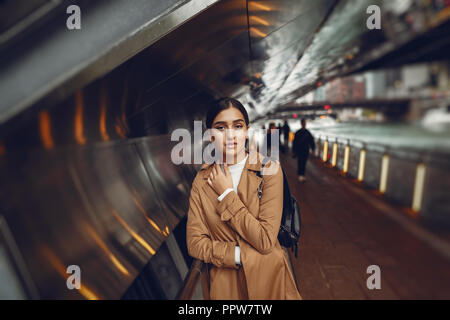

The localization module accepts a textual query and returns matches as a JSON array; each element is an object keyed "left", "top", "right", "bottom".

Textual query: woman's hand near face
[{"left": 207, "top": 163, "right": 233, "bottom": 196}]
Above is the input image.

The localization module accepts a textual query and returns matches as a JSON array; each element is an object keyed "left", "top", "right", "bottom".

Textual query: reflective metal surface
[
  {"left": 0, "top": 0, "right": 449, "bottom": 299},
  {"left": 0, "top": 136, "right": 197, "bottom": 298},
  {"left": 0, "top": 0, "right": 220, "bottom": 125}
]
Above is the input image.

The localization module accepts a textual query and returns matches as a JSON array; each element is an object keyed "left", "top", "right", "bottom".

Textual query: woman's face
[{"left": 210, "top": 107, "right": 248, "bottom": 162}]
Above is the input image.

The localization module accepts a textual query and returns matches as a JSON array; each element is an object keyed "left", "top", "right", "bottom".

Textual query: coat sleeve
[
  {"left": 216, "top": 160, "right": 283, "bottom": 255},
  {"left": 186, "top": 180, "right": 239, "bottom": 269}
]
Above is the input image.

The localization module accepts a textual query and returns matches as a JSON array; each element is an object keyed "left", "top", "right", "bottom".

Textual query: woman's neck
[{"left": 223, "top": 150, "right": 247, "bottom": 165}]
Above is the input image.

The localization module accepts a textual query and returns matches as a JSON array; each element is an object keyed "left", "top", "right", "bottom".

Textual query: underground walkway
[{"left": 280, "top": 154, "right": 450, "bottom": 299}]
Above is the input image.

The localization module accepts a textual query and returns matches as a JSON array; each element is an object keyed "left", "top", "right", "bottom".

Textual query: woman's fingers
[
  {"left": 216, "top": 163, "right": 222, "bottom": 176},
  {"left": 218, "top": 163, "right": 224, "bottom": 176},
  {"left": 223, "top": 163, "right": 230, "bottom": 176}
]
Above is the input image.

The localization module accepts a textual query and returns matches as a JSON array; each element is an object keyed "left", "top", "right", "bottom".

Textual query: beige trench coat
[{"left": 186, "top": 152, "right": 302, "bottom": 300}]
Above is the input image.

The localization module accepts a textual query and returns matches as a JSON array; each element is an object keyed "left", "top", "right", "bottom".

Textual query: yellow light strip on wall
[
  {"left": 343, "top": 146, "right": 350, "bottom": 173},
  {"left": 99, "top": 91, "right": 110, "bottom": 141},
  {"left": 332, "top": 143, "right": 338, "bottom": 167},
  {"left": 75, "top": 90, "right": 87, "bottom": 145},
  {"left": 412, "top": 163, "right": 426, "bottom": 212},
  {"left": 39, "top": 110, "right": 54, "bottom": 150},
  {"left": 379, "top": 154, "right": 390, "bottom": 193},
  {"left": 358, "top": 149, "right": 366, "bottom": 181},
  {"left": 322, "top": 141, "right": 328, "bottom": 162}
]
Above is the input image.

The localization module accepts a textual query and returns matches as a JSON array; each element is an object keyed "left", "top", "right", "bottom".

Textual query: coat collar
[{"left": 200, "top": 151, "right": 265, "bottom": 179}]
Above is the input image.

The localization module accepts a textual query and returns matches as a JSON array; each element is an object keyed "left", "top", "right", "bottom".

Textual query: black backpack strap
[
  {"left": 256, "top": 162, "right": 264, "bottom": 198},
  {"left": 256, "top": 157, "right": 271, "bottom": 198}
]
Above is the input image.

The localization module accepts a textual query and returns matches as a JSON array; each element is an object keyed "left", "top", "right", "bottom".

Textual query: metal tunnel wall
[{"left": 0, "top": 0, "right": 253, "bottom": 299}]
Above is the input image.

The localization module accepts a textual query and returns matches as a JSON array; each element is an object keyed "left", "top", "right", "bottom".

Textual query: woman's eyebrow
[{"left": 213, "top": 119, "right": 245, "bottom": 125}]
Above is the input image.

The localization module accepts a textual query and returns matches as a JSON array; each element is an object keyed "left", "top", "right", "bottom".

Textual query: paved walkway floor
[{"left": 280, "top": 154, "right": 450, "bottom": 299}]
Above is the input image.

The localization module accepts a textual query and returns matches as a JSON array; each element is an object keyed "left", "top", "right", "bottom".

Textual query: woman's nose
[{"left": 225, "top": 128, "right": 236, "bottom": 140}]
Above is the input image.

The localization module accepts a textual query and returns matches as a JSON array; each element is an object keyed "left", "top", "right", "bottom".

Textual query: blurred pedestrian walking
[{"left": 292, "top": 118, "right": 315, "bottom": 182}]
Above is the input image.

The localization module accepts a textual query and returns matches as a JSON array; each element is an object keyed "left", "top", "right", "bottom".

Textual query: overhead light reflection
[
  {"left": 100, "top": 87, "right": 110, "bottom": 141},
  {"left": 115, "top": 119, "right": 127, "bottom": 140},
  {"left": 249, "top": 2, "right": 272, "bottom": 11},
  {"left": 120, "top": 78, "right": 130, "bottom": 134},
  {"left": 250, "top": 16, "right": 270, "bottom": 26},
  {"left": 249, "top": 27, "right": 267, "bottom": 37},
  {"left": 130, "top": 188, "right": 169, "bottom": 237},
  {"left": 112, "top": 209, "right": 155, "bottom": 255},
  {"left": 75, "top": 90, "right": 87, "bottom": 145},
  {"left": 39, "top": 110, "right": 54, "bottom": 150},
  {"left": 84, "top": 224, "right": 131, "bottom": 277}
]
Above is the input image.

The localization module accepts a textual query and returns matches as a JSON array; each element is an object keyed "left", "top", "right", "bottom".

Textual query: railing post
[
  {"left": 323, "top": 140, "right": 329, "bottom": 162},
  {"left": 343, "top": 145, "right": 350, "bottom": 173},
  {"left": 379, "top": 154, "right": 390, "bottom": 193},
  {"left": 412, "top": 163, "right": 426, "bottom": 213},
  {"left": 332, "top": 142, "right": 338, "bottom": 167},
  {"left": 358, "top": 149, "right": 366, "bottom": 182}
]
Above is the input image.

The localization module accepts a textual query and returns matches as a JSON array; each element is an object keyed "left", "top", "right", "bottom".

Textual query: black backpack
[{"left": 256, "top": 161, "right": 301, "bottom": 257}]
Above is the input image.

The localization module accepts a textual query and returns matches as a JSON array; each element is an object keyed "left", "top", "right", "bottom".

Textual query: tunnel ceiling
[
  {"left": 114, "top": 0, "right": 343, "bottom": 124},
  {"left": 114, "top": 0, "right": 448, "bottom": 124},
  {"left": 0, "top": 0, "right": 448, "bottom": 135}
]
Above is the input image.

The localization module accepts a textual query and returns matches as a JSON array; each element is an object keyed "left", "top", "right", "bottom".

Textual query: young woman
[{"left": 186, "top": 98, "right": 302, "bottom": 300}]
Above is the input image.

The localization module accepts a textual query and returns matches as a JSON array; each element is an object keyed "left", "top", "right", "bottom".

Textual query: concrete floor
[{"left": 281, "top": 154, "right": 450, "bottom": 300}]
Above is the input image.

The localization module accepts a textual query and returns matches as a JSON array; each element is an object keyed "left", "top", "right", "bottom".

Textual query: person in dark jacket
[
  {"left": 264, "top": 122, "right": 278, "bottom": 157},
  {"left": 281, "top": 120, "right": 291, "bottom": 154},
  {"left": 292, "top": 118, "right": 315, "bottom": 182}
]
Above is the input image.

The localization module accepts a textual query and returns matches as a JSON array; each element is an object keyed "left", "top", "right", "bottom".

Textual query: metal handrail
[
  {"left": 315, "top": 134, "right": 450, "bottom": 170},
  {"left": 176, "top": 259, "right": 206, "bottom": 300}
]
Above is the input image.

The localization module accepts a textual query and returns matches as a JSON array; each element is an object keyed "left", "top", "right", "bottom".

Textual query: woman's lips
[{"left": 225, "top": 142, "right": 237, "bottom": 149}]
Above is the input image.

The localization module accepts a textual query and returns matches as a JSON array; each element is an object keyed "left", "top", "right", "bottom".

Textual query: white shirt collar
[{"left": 228, "top": 153, "right": 248, "bottom": 170}]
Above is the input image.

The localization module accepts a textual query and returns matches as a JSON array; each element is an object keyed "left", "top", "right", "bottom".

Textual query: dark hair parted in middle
[{"left": 205, "top": 97, "right": 250, "bottom": 129}]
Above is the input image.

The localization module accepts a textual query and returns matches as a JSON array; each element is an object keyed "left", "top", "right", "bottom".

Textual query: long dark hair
[{"left": 205, "top": 98, "right": 249, "bottom": 129}]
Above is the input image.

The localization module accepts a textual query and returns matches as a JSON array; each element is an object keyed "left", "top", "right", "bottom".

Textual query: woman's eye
[
  {"left": 215, "top": 126, "right": 224, "bottom": 131},
  {"left": 235, "top": 124, "right": 243, "bottom": 129}
]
